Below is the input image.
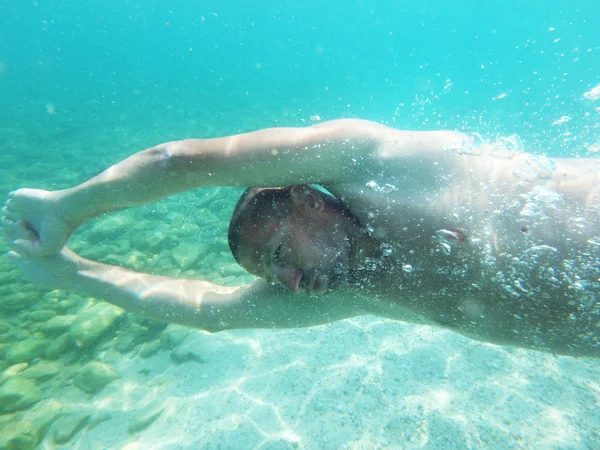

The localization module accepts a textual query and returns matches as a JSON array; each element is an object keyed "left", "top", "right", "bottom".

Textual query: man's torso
[{"left": 325, "top": 152, "right": 600, "bottom": 356}]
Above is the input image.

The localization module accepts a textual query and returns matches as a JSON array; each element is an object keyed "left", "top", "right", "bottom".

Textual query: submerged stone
[
  {"left": 40, "top": 315, "right": 77, "bottom": 335},
  {"left": 28, "top": 310, "right": 57, "bottom": 322},
  {"left": 138, "top": 340, "right": 161, "bottom": 359},
  {"left": 68, "top": 303, "right": 124, "bottom": 348},
  {"left": 0, "top": 319, "right": 12, "bottom": 334},
  {"left": 171, "top": 242, "right": 202, "bottom": 269},
  {"left": 43, "top": 334, "right": 73, "bottom": 360},
  {"left": 114, "top": 323, "right": 150, "bottom": 354},
  {"left": 0, "top": 420, "right": 35, "bottom": 450},
  {"left": 0, "top": 377, "right": 42, "bottom": 413},
  {"left": 3, "top": 339, "right": 48, "bottom": 364},
  {"left": 23, "top": 399, "right": 64, "bottom": 445},
  {"left": 52, "top": 412, "right": 90, "bottom": 445},
  {"left": 21, "top": 361, "right": 62, "bottom": 382},
  {"left": 85, "top": 214, "right": 135, "bottom": 244},
  {"left": 0, "top": 292, "right": 38, "bottom": 313},
  {"left": 127, "top": 400, "right": 165, "bottom": 433},
  {"left": 2, "top": 362, "right": 29, "bottom": 377},
  {"left": 170, "top": 346, "right": 206, "bottom": 365},
  {"left": 161, "top": 325, "right": 189, "bottom": 349},
  {"left": 74, "top": 362, "right": 119, "bottom": 394}
]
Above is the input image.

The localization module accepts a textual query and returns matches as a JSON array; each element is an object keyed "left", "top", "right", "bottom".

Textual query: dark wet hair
[{"left": 227, "top": 187, "right": 292, "bottom": 265}]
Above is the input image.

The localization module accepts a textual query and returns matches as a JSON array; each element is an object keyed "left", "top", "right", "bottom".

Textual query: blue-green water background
[
  {"left": 2, "top": 0, "right": 599, "bottom": 165},
  {"left": 1, "top": 1, "right": 600, "bottom": 448}
]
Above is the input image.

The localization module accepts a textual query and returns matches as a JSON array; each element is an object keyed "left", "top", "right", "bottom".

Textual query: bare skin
[{"left": 3, "top": 119, "right": 600, "bottom": 357}]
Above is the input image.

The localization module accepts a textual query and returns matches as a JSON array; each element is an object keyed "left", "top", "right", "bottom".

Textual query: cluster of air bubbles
[
  {"left": 380, "top": 243, "right": 393, "bottom": 257},
  {"left": 454, "top": 133, "right": 525, "bottom": 157},
  {"left": 552, "top": 116, "right": 572, "bottom": 126},
  {"left": 443, "top": 79, "right": 452, "bottom": 93},
  {"left": 365, "top": 181, "right": 398, "bottom": 194},
  {"left": 514, "top": 155, "right": 556, "bottom": 181},
  {"left": 494, "top": 134, "right": 524, "bottom": 154},
  {"left": 438, "top": 242, "right": 452, "bottom": 255},
  {"left": 436, "top": 229, "right": 462, "bottom": 246},
  {"left": 435, "top": 229, "right": 462, "bottom": 255},
  {"left": 583, "top": 85, "right": 600, "bottom": 101}
]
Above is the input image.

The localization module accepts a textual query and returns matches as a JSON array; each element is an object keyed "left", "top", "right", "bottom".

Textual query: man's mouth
[{"left": 302, "top": 270, "right": 329, "bottom": 294}]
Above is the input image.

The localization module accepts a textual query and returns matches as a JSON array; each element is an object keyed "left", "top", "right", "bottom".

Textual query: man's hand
[
  {"left": 2, "top": 188, "right": 74, "bottom": 256},
  {"left": 7, "top": 247, "right": 81, "bottom": 291},
  {"left": 3, "top": 208, "right": 80, "bottom": 290}
]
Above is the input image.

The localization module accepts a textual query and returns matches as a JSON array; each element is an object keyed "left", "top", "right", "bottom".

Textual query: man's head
[{"left": 228, "top": 185, "right": 361, "bottom": 294}]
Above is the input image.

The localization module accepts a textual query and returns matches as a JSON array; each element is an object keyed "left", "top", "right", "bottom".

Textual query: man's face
[{"left": 237, "top": 188, "right": 354, "bottom": 295}]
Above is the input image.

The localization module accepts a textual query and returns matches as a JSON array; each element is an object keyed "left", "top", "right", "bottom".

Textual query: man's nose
[{"left": 276, "top": 266, "right": 304, "bottom": 293}]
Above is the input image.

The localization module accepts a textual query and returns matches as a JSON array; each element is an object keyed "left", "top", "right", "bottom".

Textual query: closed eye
[{"left": 273, "top": 244, "right": 283, "bottom": 263}]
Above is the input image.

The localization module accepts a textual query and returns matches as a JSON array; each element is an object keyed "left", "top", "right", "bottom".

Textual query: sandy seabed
[{"left": 43, "top": 317, "right": 599, "bottom": 450}]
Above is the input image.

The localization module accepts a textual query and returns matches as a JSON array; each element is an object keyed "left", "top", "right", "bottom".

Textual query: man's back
[{"left": 324, "top": 147, "right": 600, "bottom": 356}]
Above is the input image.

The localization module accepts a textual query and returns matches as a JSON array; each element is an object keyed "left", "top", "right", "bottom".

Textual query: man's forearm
[
  {"left": 54, "top": 121, "right": 375, "bottom": 224},
  {"left": 53, "top": 120, "right": 467, "bottom": 226},
  {"left": 72, "top": 257, "right": 243, "bottom": 330}
]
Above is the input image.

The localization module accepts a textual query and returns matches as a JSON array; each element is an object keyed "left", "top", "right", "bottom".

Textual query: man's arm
[
  {"left": 7, "top": 247, "right": 371, "bottom": 331},
  {"left": 44, "top": 120, "right": 386, "bottom": 223},
  {"left": 3, "top": 119, "right": 467, "bottom": 255}
]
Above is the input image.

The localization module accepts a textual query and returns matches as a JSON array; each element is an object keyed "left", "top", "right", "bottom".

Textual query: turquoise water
[{"left": 1, "top": 1, "right": 599, "bottom": 448}]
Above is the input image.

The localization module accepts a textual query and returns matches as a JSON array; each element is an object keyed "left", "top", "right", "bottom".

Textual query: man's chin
[{"left": 320, "top": 269, "right": 349, "bottom": 294}]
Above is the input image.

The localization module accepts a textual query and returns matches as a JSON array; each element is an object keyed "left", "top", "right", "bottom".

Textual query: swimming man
[{"left": 3, "top": 119, "right": 599, "bottom": 357}]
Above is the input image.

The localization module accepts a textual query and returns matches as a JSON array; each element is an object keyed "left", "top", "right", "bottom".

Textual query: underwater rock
[
  {"left": 43, "top": 334, "right": 73, "bottom": 360},
  {"left": 40, "top": 314, "right": 77, "bottom": 335},
  {"left": 54, "top": 296, "right": 86, "bottom": 313},
  {"left": 3, "top": 339, "right": 48, "bottom": 364},
  {"left": 0, "top": 319, "right": 12, "bottom": 334},
  {"left": 21, "top": 361, "right": 62, "bottom": 382},
  {"left": 127, "top": 399, "right": 165, "bottom": 433},
  {"left": 114, "top": 238, "right": 132, "bottom": 254},
  {"left": 81, "top": 243, "right": 119, "bottom": 262},
  {"left": 161, "top": 325, "right": 189, "bottom": 349},
  {"left": 177, "top": 223, "right": 202, "bottom": 237},
  {"left": 138, "top": 340, "right": 161, "bottom": 359},
  {"left": 171, "top": 242, "right": 202, "bottom": 269},
  {"left": 0, "top": 377, "right": 42, "bottom": 413},
  {"left": 85, "top": 214, "right": 135, "bottom": 245},
  {"left": 2, "top": 362, "right": 29, "bottom": 378},
  {"left": 23, "top": 399, "right": 64, "bottom": 445},
  {"left": 86, "top": 410, "right": 112, "bottom": 430},
  {"left": 132, "top": 230, "right": 173, "bottom": 252},
  {"left": 52, "top": 411, "right": 90, "bottom": 445},
  {"left": 28, "top": 310, "right": 57, "bottom": 322},
  {"left": 68, "top": 303, "right": 124, "bottom": 348},
  {"left": 121, "top": 250, "right": 149, "bottom": 272},
  {"left": 1, "top": 328, "right": 30, "bottom": 344},
  {"left": 0, "top": 420, "right": 35, "bottom": 450},
  {"left": 74, "top": 361, "right": 119, "bottom": 394},
  {"left": 170, "top": 346, "right": 206, "bottom": 365},
  {"left": 0, "top": 291, "right": 38, "bottom": 313},
  {"left": 200, "top": 252, "right": 218, "bottom": 267},
  {"left": 114, "top": 323, "right": 150, "bottom": 354}
]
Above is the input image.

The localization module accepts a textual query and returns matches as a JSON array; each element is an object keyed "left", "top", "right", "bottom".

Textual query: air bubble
[
  {"left": 439, "top": 242, "right": 452, "bottom": 255},
  {"left": 436, "top": 229, "right": 461, "bottom": 246},
  {"left": 365, "top": 181, "right": 398, "bottom": 194},
  {"left": 381, "top": 243, "right": 393, "bottom": 257}
]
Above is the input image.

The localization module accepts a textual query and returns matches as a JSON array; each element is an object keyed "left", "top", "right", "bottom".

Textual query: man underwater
[{"left": 3, "top": 119, "right": 599, "bottom": 357}]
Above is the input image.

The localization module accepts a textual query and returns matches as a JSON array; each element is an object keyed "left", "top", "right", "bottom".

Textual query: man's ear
[{"left": 290, "top": 185, "right": 325, "bottom": 212}]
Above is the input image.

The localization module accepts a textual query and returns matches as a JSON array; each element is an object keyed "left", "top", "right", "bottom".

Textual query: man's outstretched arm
[
  {"left": 3, "top": 119, "right": 467, "bottom": 255},
  {"left": 7, "top": 247, "right": 370, "bottom": 331}
]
